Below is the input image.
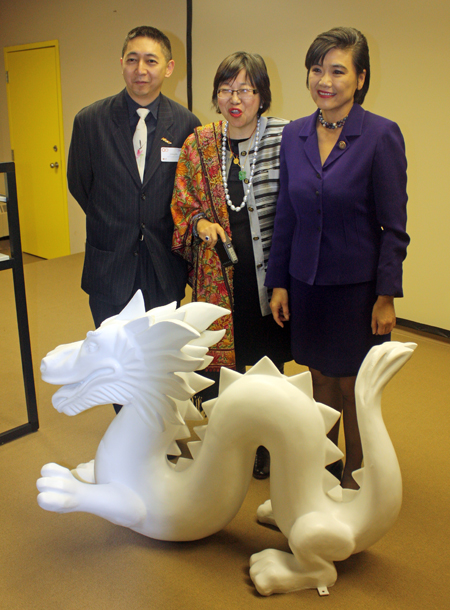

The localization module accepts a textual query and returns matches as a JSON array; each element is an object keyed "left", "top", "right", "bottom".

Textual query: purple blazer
[{"left": 265, "top": 104, "right": 409, "bottom": 297}]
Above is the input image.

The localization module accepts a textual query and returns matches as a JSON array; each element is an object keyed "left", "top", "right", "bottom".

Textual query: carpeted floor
[{"left": 0, "top": 253, "right": 448, "bottom": 609}]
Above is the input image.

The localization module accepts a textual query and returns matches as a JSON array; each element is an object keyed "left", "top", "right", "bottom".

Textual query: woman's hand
[
  {"left": 196, "top": 219, "right": 227, "bottom": 247},
  {"left": 270, "top": 288, "right": 290, "bottom": 328},
  {"left": 371, "top": 295, "right": 396, "bottom": 335}
]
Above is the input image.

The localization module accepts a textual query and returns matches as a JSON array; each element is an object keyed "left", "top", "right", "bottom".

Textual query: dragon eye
[{"left": 83, "top": 340, "right": 99, "bottom": 353}]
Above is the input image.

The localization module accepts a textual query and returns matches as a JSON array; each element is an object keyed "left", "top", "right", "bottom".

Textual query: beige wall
[{"left": 1, "top": 0, "right": 449, "bottom": 329}]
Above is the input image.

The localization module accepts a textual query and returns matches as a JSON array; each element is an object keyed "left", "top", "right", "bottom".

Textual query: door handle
[{"left": 50, "top": 162, "right": 59, "bottom": 169}]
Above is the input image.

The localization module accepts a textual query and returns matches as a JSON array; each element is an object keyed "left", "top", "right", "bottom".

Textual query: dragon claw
[
  {"left": 256, "top": 500, "right": 278, "bottom": 527},
  {"left": 250, "top": 548, "right": 333, "bottom": 596},
  {"left": 37, "top": 463, "right": 84, "bottom": 512}
]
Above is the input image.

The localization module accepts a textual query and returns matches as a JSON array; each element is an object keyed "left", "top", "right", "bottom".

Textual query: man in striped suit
[{"left": 68, "top": 26, "right": 201, "bottom": 333}]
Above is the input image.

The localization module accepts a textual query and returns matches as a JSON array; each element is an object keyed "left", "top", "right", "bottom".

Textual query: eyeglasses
[{"left": 217, "top": 88, "right": 258, "bottom": 100}]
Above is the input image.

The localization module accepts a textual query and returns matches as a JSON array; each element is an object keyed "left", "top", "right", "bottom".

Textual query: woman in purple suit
[{"left": 265, "top": 27, "right": 409, "bottom": 489}]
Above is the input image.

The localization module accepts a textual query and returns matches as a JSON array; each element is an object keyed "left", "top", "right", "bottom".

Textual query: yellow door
[{"left": 4, "top": 41, "right": 70, "bottom": 259}]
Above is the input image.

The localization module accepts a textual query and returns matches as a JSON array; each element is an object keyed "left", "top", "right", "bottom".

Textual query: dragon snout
[
  {"left": 40, "top": 357, "right": 56, "bottom": 377},
  {"left": 40, "top": 341, "right": 85, "bottom": 384}
]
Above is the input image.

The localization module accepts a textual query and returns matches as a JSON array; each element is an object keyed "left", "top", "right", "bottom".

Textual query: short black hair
[
  {"left": 305, "top": 27, "right": 370, "bottom": 105},
  {"left": 212, "top": 52, "right": 271, "bottom": 115},
  {"left": 122, "top": 26, "right": 172, "bottom": 62}
]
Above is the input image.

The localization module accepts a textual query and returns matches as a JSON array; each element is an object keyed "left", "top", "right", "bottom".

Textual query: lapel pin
[
  {"left": 161, "top": 137, "right": 172, "bottom": 144},
  {"left": 338, "top": 141, "right": 347, "bottom": 150}
]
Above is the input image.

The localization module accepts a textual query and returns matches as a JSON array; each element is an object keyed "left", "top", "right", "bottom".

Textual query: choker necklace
[
  {"left": 318, "top": 109, "right": 348, "bottom": 130},
  {"left": 221, "top": 117, "right": 260, "bottom": 212}
]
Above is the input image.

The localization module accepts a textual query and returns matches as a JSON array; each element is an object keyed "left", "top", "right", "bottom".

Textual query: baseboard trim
[{"left": 397, "top": 318, "right": 450, "bottom": 340}]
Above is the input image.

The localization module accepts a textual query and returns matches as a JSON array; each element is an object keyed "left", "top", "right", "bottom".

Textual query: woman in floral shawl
[{"left": 171, "top": 53, "right": 291, "bottom": 477}]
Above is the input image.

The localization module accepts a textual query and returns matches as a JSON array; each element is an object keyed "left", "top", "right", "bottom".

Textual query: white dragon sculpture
[{"left": 37, "top": 291, "right": 415, "bottom": 596}]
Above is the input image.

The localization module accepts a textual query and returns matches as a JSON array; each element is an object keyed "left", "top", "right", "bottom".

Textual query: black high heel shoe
[{"left": 253, "top": 446, "right": 270, "bottom": 479}]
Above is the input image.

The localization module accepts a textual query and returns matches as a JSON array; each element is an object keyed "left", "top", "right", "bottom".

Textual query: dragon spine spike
[
  {"left": 168, "top": 407, "right": 186, "bottom": 427},
  {"left": 167, "top": 441, "right": 182, "bottom": 456},
  {"left": 174, "top": 398, "right": 193, "bottom": 420},
  {"left": 323, "top": 469, "right": 342, "bottom": 491},
  {"left": 245, "top": 356, "right": 284, "bottom": 377},
  {"left": 182, "top": 400, "right": 204, "bottom": 422},
  {"left": 176, "top": 372, "right": 215, "bottom": 395},
  {"left": 176, "top": 302, "right": 230, "bottom": 333},
  {"left": 148, "top": 310, "right": 186, "bottom": 324},
  {"left": 286, "top": 371, "right": 314, "bottom": 398},
  {"left": 145, "top": 356, "right": 206, "bottom": 379},
  {"left": 193, "top": 425, "right": 207, "bottom": 441},
  {"left": 317, "top": 402, "right": 342, "bottom": 434},
  {"left": 325, "top": 439, "right": 344, "bottom": 466},
  {"left": 187, "top": 440, "right": 202, "bottom": 460},
  {"left": 341, "top": 489, "right": 359, "bottom": 502},
  {"left": 327, "top": 485, "right": 343, "bottom": 502},
  {"left": 123, "top": 315, "right": 151, "bottom": 335},
  {"left": 201, "top": 398, "right": 216, "bottom": 419},
  {"left": 174, "top": 457, "right": 192, "bottom": 472},
  {"left": 142, "top": 375, "right": 196, "bottom": 402},
  {"left": 351, "top": 468, "right": 364, "bottom": 487},
  {"left": 198, "top": 355, "right": 214, "bottom": 370},
  {"left": 218, "top": 368, "right": 243, "bottom": 394},
  {"left": 143, "top": 299, "right": 178, "bottom": 320},
  {"left": 188, "top": 329, "right": 226, "bottom": 348},
  {"left": 170, "top": 378, "right": 205, "bottom": 402},
  {"left": 174, "top": 424, "right": 191, "bottom": 441},
  {"left": 181, "top": 344, "right": 209, "bottom": 360},
  {"left": 139, "top": 319, "right": 201, "bottom": 353},
  {"left": 106, "top": 289, "right": 146, "bottom": 322}
]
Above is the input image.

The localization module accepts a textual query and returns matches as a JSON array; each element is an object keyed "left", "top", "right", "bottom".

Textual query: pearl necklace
[
  {"left": 318, "top": 109, "right": 348, "bottom": 130},
  {"left": 221, "top": 117, "right": 260, "bottom": 212}
]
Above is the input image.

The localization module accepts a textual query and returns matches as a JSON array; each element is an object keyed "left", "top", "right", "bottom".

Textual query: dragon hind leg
[{"left": 249, "top": 512, "right": 355, "bottom": 596}]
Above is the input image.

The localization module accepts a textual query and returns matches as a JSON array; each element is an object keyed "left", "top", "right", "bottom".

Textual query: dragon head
[{"left": 40, "top": 291, "right": 228, "bottom": 428}]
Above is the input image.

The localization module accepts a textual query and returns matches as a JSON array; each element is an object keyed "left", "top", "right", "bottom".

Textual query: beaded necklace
[
  {"left": 221, "top": 117, "right": 261, "bottom": 212},
  {"left": 318, "top": 109, "right": 348, "bottom": 130}
]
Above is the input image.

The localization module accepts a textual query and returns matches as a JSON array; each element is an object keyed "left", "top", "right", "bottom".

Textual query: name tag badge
[{"left": 161, "top": 147, "right": 181, "bottom": 162}]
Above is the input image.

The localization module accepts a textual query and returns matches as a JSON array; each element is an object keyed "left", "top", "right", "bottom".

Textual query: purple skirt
[{"left": 290, "top": 277, "right": 389, "bottom": 377}]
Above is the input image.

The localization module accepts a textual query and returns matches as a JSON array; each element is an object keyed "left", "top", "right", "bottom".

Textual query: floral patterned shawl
[{"left": 171, "top": 121, "right": 236, "bottom": 370}]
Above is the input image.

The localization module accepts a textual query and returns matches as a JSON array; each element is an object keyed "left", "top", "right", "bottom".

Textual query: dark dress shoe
[{"left": 253, "top": 446, "right": 270, "bottom": 479}]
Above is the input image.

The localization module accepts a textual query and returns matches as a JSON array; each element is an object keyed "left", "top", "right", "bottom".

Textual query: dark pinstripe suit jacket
[{"left": 68, "top": 89, "right": 201, "bottom": 307}]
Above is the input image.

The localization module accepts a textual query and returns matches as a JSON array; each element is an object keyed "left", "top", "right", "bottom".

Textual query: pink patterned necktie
[{"left": 133, "top": 108, "right": 150, "bottom": 181}]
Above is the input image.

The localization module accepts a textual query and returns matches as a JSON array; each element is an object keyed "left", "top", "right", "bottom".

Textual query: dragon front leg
[
  {"left": 249, "top": 512, "right": 355, "bottom": 596},
  {"left": 37, "top": 463, "right": 146, "bottom": 528}
]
